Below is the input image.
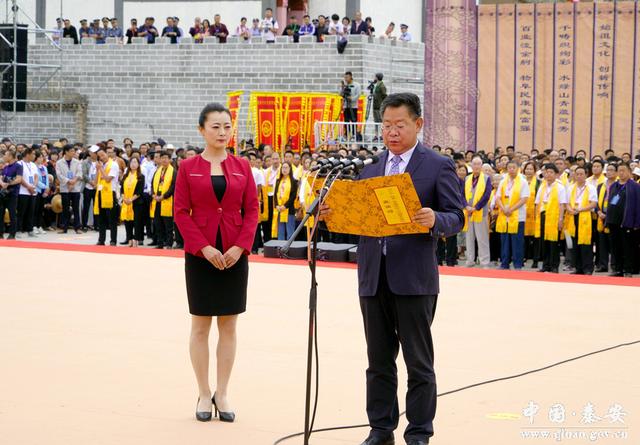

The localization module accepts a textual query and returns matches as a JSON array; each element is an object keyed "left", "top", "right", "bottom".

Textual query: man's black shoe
[{"left": 359, "top": 435, "right": 394, "bottom": 445}]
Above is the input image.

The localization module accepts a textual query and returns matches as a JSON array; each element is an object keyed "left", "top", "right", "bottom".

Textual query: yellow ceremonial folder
[{"left": 323, "top": 173, "right": 428, "bottom": 237}]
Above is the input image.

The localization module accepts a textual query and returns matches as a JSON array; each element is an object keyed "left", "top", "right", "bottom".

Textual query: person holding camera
[
  {"left": 340, "top": 71, "right": 362, "bottom": 142},
  {"left": 371, "top": 73, "right": 387, "bottom": 142},
  {"left": 260, "top": 7, "right": 279, "bottom": 43}
]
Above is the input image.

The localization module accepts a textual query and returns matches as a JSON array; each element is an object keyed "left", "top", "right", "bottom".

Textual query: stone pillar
[
  {"left": 277, "top": 0, "right": 288, "bottom": 31},
  {"left": 424, "top": 0, "right": 477, "bottom": 151}
]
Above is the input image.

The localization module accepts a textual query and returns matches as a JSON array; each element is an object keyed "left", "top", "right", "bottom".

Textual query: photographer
[
  {"left": 340, "top": 71, "right": 362, "bottom": 142},
  {"left": 261, "top": 8, "right": 279, "bottom": 43},
  {"left": 370, "top": 72, "right": 387, "bottom": 142}
]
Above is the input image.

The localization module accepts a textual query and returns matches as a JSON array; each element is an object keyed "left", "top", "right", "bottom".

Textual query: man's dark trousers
[{"left": 360, "top": 256, "right": 437, "bottom": 443}]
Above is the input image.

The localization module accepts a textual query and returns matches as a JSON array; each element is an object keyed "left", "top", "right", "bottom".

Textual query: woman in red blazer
[{"left": 174, "top": 103, "right": 259, "bottom": 423}]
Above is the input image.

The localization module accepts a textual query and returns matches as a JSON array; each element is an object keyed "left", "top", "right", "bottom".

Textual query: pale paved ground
[{"left": 0, "top": 246, "right": 638, "bottom": 445}]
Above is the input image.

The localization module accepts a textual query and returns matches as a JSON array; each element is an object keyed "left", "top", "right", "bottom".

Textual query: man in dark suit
[
  {"left": 350, "top": 11, "right": 369, "bottom": 35},
  {"left": 322, "top": 93, "right": 464, "bottom": 445}
]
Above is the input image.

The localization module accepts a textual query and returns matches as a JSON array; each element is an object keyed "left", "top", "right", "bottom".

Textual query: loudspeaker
[{"left": 0, "top": 24, "right": 28, "bottom": 112}]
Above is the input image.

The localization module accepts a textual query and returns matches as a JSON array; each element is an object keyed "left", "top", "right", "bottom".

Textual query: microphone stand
[{"left": 280, "top": 167, "right": 344, "bottom": 445}]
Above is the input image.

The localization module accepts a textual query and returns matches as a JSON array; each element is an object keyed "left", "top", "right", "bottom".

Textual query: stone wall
[{"left": 10, "top": 35, "right": 424, "bottom": 146}]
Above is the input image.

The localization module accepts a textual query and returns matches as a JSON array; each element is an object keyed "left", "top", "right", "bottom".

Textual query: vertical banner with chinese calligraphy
[
  {"left": 514, "top": 4, "right": 535, "bottom": 151},
  {"left": 552, "top": 2, "right": 575, "bottom": 151},
  {"left": 226, "top": 91, "right": 243, "bottom": 151},
  {"left": 496, "top": 4, "right": 516, "bottom": 147},
  {"left": 611, "top": 1, "right": 635, "bottom": 152},
  {"left": 591, "top": 2, "right": 615, "bottom": 155},
  {"left": 476, "top": 4, "right": 497, "bottom": 152},
  {"left": 534, "top": 3, "right": 555, "bottom": 152},
  {"left": 572, "top": 2, "right": 595, "bottom": 153},
  {"left": 634, "top": 3, "right": 640, "bottom": 156}
]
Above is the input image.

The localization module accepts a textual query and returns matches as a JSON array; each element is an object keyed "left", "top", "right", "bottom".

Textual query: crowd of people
[
  {"left": 1, "top": 136, "right": 639, "bottom": 277},
  {"left": 53, "top": 8, "right": 414, "bottom": 45},
  {"left": 442, "top": 146, "right": 640, "bottom": 278}
]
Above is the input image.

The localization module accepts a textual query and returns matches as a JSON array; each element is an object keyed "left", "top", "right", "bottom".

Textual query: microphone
[
  {"left": 340, "top": 153, "right": 381, "bottom": 172},
  {"left": 310, "top": 157, "right": 341, "bottom": 172}
]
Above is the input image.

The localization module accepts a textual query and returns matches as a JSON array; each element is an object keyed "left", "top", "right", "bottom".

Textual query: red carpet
[{"left": 1, "top": 239, "right": 638, "bottom": 287}]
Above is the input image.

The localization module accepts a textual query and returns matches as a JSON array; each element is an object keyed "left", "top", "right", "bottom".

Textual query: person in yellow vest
[
  {"left": 587, "top": 159, "right": 606, "bottom": 189},
  {"left": 261, "top": 152, "right": 280, "bottom": 243},
  {"left": 594, "top": 163, "right": 617, "bottom": 272},
  {"left": 150, "top": 151, "right": 177, "bottom": 249},
  {"left": 463, "top": 156, "right": 492, "bottom": 268},
  {"left": 522, "top": 161, "right": 541, "bottom": 268},
  {"left": 120, "top": 157, "right": 145, "bottom": 247},
  {"left": 495, "top": 160, "right": 530, "bottom": 270},
  {"left": 587, "top": 159, "right": 606, "bottom": 267},
  {"left": 272, "top": 161, "right": 298, "bottom": 240},
  {"left": 534, "top": 163, "right": 568, "bottom": 273},
  {"left": 566, "top": 166, "right": 598, "bottom": 275},
  {"left": 93, "top": 147, "right": 120, "bottom": 246}
]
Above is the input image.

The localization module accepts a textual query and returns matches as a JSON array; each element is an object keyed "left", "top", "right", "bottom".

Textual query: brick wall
[{"left": 13, "top": 35, "right": 424, "bottom": 146}]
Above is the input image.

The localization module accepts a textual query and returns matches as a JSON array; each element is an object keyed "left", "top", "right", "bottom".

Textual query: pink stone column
[{"left": 424, "top": 0, "right": 478, "bottom": 151}]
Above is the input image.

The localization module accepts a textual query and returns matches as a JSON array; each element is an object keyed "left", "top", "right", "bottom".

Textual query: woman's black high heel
[
  {"left": 212, "top": 393, "right": 235, "bottom": 422},
  {"left": 195, "top": 397, "right": 212, "bottom": 422}
]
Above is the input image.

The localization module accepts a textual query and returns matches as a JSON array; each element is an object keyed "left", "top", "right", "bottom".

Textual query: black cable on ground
[{"left": 273, "top": 339, "right": 640, "bottom": 445}]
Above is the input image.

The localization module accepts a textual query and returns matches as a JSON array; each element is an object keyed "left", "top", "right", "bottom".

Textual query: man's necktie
[
  {"left": 383, "top": 155, "right": 403, "bottom": 255},
  {"left": 388, "top": 155, "right": 402, "bottom": 176}
]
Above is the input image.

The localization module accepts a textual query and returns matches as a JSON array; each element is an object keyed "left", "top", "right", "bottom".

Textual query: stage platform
[{"left": 0, "top": 242, "right": 638, "bottom": 445}]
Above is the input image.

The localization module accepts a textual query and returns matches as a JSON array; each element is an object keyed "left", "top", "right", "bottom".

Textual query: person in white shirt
[
  {"left": 141, "top": 150, "right": 159, "bottom": 245},
  {"left": 17, "top": 148, "right": 38, "bottom": 237},
  {"left": 399, "top": 24, "right": 412, "bottom": 42},
  {"left": 94, "top": 147, "right": 120, "bottom": 246},
  {"left": 566, "top": 166, "right": 598, "bottom": 275},
  {"left": 494, "top": 160, "right": 530, "bottom": 270},
  {"left": 328, "top": 14, "right": 345, "bottom": 37},
  {"left": 262, "top": 152, "right": 280, "bottom": 242},
  {"left": 260, "top": 7, "right": 279, "bottom": 43},
  {"left": 248, "top": 152, "right": 266, "bottom": 253},
  {"left": 534, "top": 163, "right": 568, "bottom": 273}
]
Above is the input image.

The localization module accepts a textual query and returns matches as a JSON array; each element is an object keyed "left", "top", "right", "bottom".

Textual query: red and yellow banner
[
  {"left": 249, "top": 92, "right": 358, "bottom": 151},
  {"left": 249, "top": 93, "right": 282, "bottom": 149},
  {"left": 226, "top": 90, "right": 243, "bottom": 151}
]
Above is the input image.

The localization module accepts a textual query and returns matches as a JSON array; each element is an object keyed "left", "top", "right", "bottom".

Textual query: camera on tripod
[
  {"left": 367, "top": 80, "right": 375, "bottom": 93},
  {"left": 341, "top": 82, "right": 353, "bottom": 99}
]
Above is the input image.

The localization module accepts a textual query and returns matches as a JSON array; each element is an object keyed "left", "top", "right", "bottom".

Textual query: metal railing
[
  {"left": 313, "top": 121, "right": 385, "bottom": 150},
  {"left": 0, "top": 0, "right": 64, "bottom": 140}
]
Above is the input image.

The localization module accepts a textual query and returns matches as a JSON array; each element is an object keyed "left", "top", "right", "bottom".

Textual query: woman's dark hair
[
  {"left": 280, "top": 161, "right": 293, "bottom": 178},
  {"left": 34, "top": 150, "right": 43, "bottom": 160},
  {"left": 380, "top": 93, "right": 422, "bottom": 120},
  {"left": 522, "top": 160, "right": 537, "bottom": 174},
  {"left": 331, "top": 14, "right": 339, "bottom": 21},
  {"left": 124, "top": 157, "right": 141, "bottom": 179},
  {"left": 202, "top": 19, "right": 211, "bottom": 27},
  {"left": 198, "top": 102, "right": 232, "bottom": 127}
]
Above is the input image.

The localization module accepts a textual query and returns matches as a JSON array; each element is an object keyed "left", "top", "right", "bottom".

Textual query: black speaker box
[{"left": 0, "top": 24, "right": 28, "bottom": 112}]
